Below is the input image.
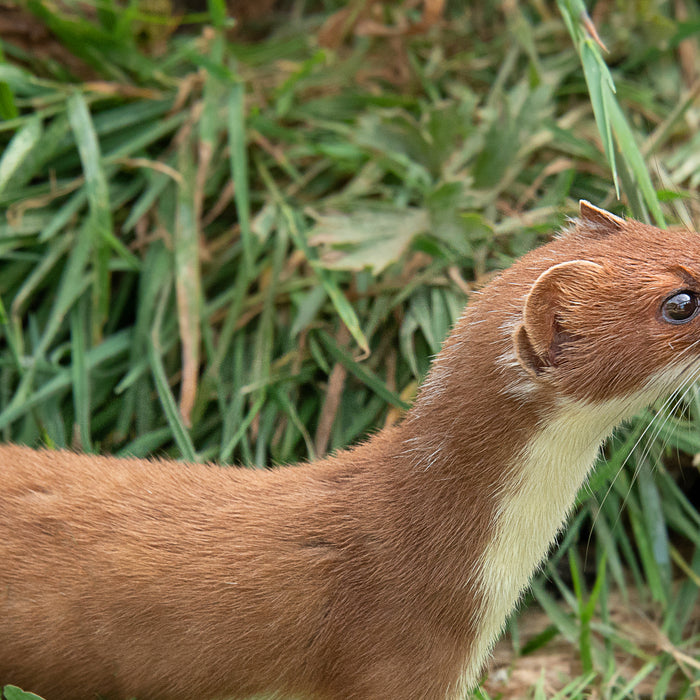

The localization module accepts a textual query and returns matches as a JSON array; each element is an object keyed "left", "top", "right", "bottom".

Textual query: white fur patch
[{"left": 452, "top": 362, "right": 694, "bottom": 696}]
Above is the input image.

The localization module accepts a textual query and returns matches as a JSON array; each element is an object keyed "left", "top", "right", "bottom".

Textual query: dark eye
[{"left": 661, "top": 291, "right": 700, "bottom": 323}]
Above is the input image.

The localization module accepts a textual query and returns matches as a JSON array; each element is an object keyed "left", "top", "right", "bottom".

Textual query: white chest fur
[{"left": 453, "top": 361, "right": 693, "bottom": 697}]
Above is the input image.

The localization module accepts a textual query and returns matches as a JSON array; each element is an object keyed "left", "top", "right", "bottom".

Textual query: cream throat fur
[{"left": 455, "top": 361, "right": 697, "bottom": 693}]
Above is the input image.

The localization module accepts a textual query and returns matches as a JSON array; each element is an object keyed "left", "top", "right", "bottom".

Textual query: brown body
[{"left": 2, "top": 203, "right": 700, "bottom": 699}]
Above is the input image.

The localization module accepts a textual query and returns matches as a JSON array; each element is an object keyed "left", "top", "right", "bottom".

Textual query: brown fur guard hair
[{"left": 1, "top": 202, "right": 700, "bottom": 699}]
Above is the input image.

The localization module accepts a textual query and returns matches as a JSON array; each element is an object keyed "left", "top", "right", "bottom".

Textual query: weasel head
[{"left": 510, "top": 201, "right": 700, "bottom": 405}]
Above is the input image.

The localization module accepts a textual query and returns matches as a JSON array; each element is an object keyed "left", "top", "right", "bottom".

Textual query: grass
[{"left": 1, "top": 0, "right": 700, "bottom": 697}]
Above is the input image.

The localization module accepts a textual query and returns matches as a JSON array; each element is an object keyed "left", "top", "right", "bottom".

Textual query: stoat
[{"left": 1, "top": 201, "right": 698, "bottom": 700}]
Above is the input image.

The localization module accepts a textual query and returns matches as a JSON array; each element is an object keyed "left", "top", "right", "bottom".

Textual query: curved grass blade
[
  {"left": 148, "top": 282, "right": 197, "bottom": 462},
  {"left": 317, "top": 330, "right": 409, "bottom": 411},
  {"left": 558, "top": 1, "right": 666, "bottom": 226}
]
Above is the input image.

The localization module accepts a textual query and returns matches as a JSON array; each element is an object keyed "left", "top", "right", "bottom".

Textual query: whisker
[
  {"left": 623, "top": 371, "right": 700, "bottom": 516},
  {"left": 634, "top": 371, "right": 700, "bottom": 470},
  {"left": 587, "top": 355, "right": 700, "bottom": 560}
]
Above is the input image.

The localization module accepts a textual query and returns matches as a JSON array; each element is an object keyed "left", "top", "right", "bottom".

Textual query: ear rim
[
  {"left": 514, "top": 322, "right": 546, "bottom": 378},
  {"left": 579, "top": 200, "right": 625, "bottom": 232},
  {"left": 514, "top": 259, "right": 605, "bottom": 377}
]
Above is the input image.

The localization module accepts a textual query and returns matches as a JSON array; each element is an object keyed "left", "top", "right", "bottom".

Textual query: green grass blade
[
  {"left": 317, "top": 330, "right": 409, "bottom": 411},
  {"left": 70, "top": 297, "right": 93, "bottom": 452},
  {"left": 0, "top": 116, "right": 42, "bottom": 194},
  {"left": 3, "top": 685, "right": 45, "bottom": 700},
  {"left": 256, "top": 158, "right": 370, "bottom": 355},
  {"left": 579, "top": 40, "right": 618, "bottom": 195},
  {"left": 67, "top": 91, "right": 113, "bottom": 340},
  {"left": 558, "top": 2, "right": 666, "bottom": 226},
  {"left": 148, "top": 283, "right": 197, "bottom": 462},
  {"left": 0, "top": 71, "right": 18, "bottom": 121},
  {"left": 221, "top": 393, "right": 266, "bottom": 464},
  {"left": 606, "top": 97, "right": 665, "bottom": 225},
  {"left": 228, "top": 81, "right": 255, "bottom": 268},
  {"left": 611, "top": 661, "right": 658, "bottom": 700},
  {"left": 285, "top": 209, "right": 370, "bottom": 356}
]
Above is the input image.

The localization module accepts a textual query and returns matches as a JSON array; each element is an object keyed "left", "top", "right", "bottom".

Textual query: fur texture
[{"left": 1, "top": 202, "right": 700, "bottom": 699}]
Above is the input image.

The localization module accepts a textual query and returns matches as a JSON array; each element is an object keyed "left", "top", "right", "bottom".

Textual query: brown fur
[{"left": 1, "top": 202, "right": 699, "bottom": 699}]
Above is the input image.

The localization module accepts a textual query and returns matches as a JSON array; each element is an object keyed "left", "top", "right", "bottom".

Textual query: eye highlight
[{"left": 661, "top": 291, "right": 700, "bottom": 324}]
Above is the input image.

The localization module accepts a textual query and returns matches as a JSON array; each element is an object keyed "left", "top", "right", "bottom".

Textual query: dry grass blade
[
  {"left": 175, "top": 141, "right": 202, "bottom": 427},
  {"left": 315, "top": 325, "right": 350, "bottom": 457}
]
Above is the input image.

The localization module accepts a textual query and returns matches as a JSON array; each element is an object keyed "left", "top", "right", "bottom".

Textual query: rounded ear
[
  {"left": 514, "top": 260, "right": 605, "bottom": 377},
  {"left": 578, "top": 200, "right": 625, "bottom": 235}
]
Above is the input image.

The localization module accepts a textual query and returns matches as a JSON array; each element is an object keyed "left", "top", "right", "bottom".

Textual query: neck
[{"left": 386, "top": 312, "right": 643, "bottom": 693}]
